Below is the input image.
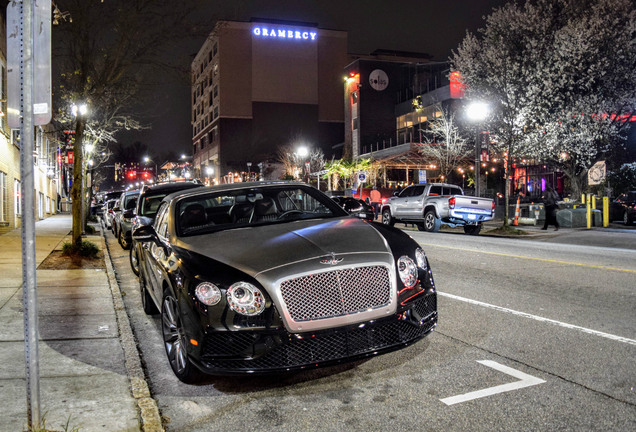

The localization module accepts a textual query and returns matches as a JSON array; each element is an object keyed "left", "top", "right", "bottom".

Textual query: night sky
[{"left": 125, "top": 0, "right": 510, "bottom": 157}]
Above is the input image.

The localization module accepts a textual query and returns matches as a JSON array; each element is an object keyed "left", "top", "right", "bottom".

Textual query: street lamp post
[
  {"left": 466, "top": 102, "right": 489, "bottom": 197},
  {"left": 143, "top": 156, "right": 157, "bottom": 181},
  {"left": 295, "top": 146, "right": 309, "bottom": 182}
]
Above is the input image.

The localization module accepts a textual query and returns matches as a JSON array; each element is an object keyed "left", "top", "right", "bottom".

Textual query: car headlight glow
[
  {"left": 227, "top": 282, "right": 266, "bottom": 316},
  {"left": 195, "top": 282, "right": 222, "bottom": 306},
  {"left": 397, "top": 256, "right": 418, "bottom": 288},
  {"left": 415, "top": 248, "right": 427, "bottom": 270}
]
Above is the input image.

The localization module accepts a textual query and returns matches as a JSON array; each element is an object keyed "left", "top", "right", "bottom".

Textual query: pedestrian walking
[
  {"left": 370, "top": 186, "right": 382, "bottom": 220},
  {"left": 541, "top": 186, "right": 560, "bottom": 231}
]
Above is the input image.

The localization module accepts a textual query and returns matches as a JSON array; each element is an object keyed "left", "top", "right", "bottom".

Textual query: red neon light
[{"left": 450, "top": 71, "right": 464, "bottom": 99}]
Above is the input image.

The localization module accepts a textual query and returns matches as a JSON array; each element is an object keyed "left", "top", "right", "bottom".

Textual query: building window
[
  {"left": 213, "top": 42, "right": 218, "bottom": 57},
  {"left": 213, "top": 85, "right": 218, "bottom": 99},
  {"left": 14, "top": 179, "right": 21, "bottom": 216},
  {"left": 214, "top": 106, "right": 218, "bottom": 119},
  {"left": 0, "top": 171, "right": 7, "bottom": 223}
]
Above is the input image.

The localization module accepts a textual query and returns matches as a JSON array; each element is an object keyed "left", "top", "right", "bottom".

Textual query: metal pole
[
  {"left": 20, "top": 0, "right": 41, "bottom": 429},
  {"left": 475, "top": 129, "right": 481, "bottom": 197}
]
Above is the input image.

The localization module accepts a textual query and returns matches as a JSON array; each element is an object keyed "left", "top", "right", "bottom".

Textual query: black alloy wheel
[
  {"left": 161, "top": 293, "right": 203, "bottom": 383},
  {"left": 424, "top": 210, "right": 441, "bottom": 232},
  {"left": 382, "top": 209, "right": 395, "bottom": 226},
  {"left": 129, "top": 243, "right": 140, "bottom": 276},
  {"left": 623, "top": 211, "right": 633, "bottom": 225},
  {"left": 139, "top": 274, "right": 158, "bottom": 315}
]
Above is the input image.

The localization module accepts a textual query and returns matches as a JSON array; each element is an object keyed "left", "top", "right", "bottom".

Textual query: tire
[
  {"left": 382, "top": 209, "right": 395, "bottom": 227},
  {"left": 140, "top": 274, "right": 159, "bottom": 315},
  {"left": 416, "top": 223, "right": 426, "bottom": 231},
  {"left": 463, "top": 224, "right": 482, "bottom": 235},
  {"left": 161, "top": 293, "right": 203, "bottom": 383},
  {"left": 130, "top": 243, "right": 140, "bottom": 276},
  {"left": 423, "top": 210, "right": 441, "bottom": 232},
  {"left": 119, "top": 229, "right": 130, "bottom": 250}
]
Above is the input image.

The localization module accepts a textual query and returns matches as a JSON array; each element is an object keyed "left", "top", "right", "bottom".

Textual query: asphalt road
[{"left": 105, "top": 225, "right": 636, "bottom": 432}]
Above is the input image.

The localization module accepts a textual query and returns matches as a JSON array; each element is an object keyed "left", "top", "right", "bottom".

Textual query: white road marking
[
  {"left": 439, "top": 292, "right": 636, "bottom": 346},
  {"left": 440, "top": 360, "right": 546, "bottom": 405}
]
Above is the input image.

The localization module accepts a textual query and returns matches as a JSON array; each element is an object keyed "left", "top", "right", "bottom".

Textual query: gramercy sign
[{"left": 253, "top": 26, "right": 317, "bottom": 41}]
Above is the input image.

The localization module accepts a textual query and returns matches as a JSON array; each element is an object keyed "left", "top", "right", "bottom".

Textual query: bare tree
[
  {"left": 416, "top": 103, "right": 470, "bottom": 180},
  {"left": 53, "top": 0, "right": 209, "bottom": 245}
]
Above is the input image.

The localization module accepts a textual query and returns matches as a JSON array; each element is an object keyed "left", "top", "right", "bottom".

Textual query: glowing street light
[{"left": 467, "top": 101, "right": 490, "bottom": 197}]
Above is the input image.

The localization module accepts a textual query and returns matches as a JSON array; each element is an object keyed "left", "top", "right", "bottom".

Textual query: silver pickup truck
[{"left": 381, "top": 183, "right": 495, "bottom": 235}]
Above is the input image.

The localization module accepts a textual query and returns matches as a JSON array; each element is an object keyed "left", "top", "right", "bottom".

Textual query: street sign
[
  {"left": 588, "top": 161, "right": 606, "bottom": 186},
  {"left": 7, "top": 0, "right": 52, "bottom": 128},
  {"left": 358, "top": 172, "right": 367, "bottom": 183},
  {"left": 418, "top": 170, "right": 427, "bottom": 184}
]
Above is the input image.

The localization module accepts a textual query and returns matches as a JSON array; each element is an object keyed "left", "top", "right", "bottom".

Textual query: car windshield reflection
[{"left": 176, "top": 185, "right": 345, "bottom": 236}]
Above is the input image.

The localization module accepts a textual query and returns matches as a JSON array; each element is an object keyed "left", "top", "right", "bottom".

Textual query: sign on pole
[
  {"left": 7, "top": 0, "right": 51, "bottom": 128},
  {"left": 588, "top": 161, "right": 606, "bottom": 186},
  {"left": 419, "top": 169, "right": 427, "bottom": 184}
]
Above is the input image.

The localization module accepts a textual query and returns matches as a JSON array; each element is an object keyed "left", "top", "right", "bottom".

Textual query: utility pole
[{"left": 7, "top": 1, "right": 52, "bottom": 429}]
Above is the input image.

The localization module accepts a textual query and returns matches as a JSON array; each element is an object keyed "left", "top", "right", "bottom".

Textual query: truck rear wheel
[
  {"left": 382, "top": 209, "right": 395, "bottom": 227},
  {"left": 424, "top": 210, "right": 441, "bottom": 232},
  {"left": 463, "top": 224, "right": 482, "bottom": 235}
]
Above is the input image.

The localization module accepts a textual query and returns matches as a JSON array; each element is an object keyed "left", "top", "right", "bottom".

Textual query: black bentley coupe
[{"left": 133, "top": 181, "right": 437, "bottom": 382}]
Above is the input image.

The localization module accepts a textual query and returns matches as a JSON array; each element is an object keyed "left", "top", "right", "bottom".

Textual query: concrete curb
[{"left": 99, "top": 225, "right": 164, "bottom": 432}]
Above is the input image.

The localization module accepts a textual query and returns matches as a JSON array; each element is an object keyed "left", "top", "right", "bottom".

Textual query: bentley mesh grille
[
  {"left": 200, "top": 292, "right": 437, "bottom": 370},
  {"left": 279, "top": 265, "right": 391, "bottom": 322}
]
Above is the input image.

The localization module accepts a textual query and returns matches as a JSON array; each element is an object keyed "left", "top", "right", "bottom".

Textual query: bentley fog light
[
  {"left": 195, "top": 282, "right": 222, "bottom": 306},
  {"left": 227, "top": 282, "right": 265, "bottom": 316},
  {"left": 397, "top": 256, "right": 418, "bottom": 288},
  {"left": 415, "top": 248, "right": 427, "bottom": 270}
]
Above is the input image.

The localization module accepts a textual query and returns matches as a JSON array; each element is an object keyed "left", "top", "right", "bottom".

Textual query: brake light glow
[{"left": 449, "top": 197, "right": 455, "bottom": 209}]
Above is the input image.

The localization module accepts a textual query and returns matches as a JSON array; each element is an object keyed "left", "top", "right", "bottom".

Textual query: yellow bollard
[
  {"left": 586, "top": 193, "right": 591, "bottom": 229},
  {"left": 592, "top": 195, "right": 596, "bottom": 209},
  {"left": 603, "top": 196, "right": 609, "bottom": 227},
  {"left": 581, "top": 193, "right": 585, "bottom": 205}
]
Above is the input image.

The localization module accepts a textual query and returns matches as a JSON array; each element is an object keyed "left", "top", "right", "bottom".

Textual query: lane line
[
  {"left": 418, "top": 243, "right": 636, "bottom": 274},
  {"left": 438, "top": 292, "right": 636, "bottom": 346},
  {"left": 440, "top": 360, "right": 546, "bottom": 405}
]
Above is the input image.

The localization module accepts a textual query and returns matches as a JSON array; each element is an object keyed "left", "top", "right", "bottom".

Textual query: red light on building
[
  {"left": 450, "top": 71, "right": 465, "bottom": 99},
  {"left": 142, "top": 172, "right": 149, "bottom": 179},
  {"left": 127, "top": 171, "right": 136, "bottom": 179}
]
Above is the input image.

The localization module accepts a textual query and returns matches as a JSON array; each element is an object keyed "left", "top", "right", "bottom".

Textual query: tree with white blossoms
[
  {"left": 523, "top": 0, "right": 636, "bottom": 198},
  {"left": 452, "top": 0, "right": 636, "bottom": 225},
  {"left": 415, "top": 102, "right": 470, "bottom": 181},
  {"left": 452, "top": 1, "right": 542, "bottom": 226}
]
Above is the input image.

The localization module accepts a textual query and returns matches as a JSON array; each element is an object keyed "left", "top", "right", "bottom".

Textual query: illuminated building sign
[{"left": 253, "top": 26, "right": 317, "bottom": 41}]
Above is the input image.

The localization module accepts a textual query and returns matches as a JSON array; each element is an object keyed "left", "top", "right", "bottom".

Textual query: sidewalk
[{"left": 0, "top": 214, "right": 158, "bottom": 432}]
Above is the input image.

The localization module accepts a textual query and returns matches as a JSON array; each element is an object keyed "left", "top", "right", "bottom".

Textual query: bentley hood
[{"left": 176, "top": 217, "right": 393, "bottom": 277}]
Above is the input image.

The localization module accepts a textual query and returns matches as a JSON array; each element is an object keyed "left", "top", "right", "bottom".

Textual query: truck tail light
[
  {"left": 449, "top": 197, "right": 455, "bottom": 209},
  {"left": 492, "top": 201, "right": 496, "bottom": 213}
]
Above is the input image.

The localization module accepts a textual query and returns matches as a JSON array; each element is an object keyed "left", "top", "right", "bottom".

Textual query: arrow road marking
[{"left": 440, "top": 360, "right": 546, "bottom": 406}]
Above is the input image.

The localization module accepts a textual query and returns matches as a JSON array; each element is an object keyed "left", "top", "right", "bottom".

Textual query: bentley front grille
[{"left": 279, "top": 265, "right": 391, "bottom": 322}]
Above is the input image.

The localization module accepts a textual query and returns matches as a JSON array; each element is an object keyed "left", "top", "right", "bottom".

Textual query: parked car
[
  {"left": 381, "top": 183, "right": 495, "bottom": 235},
  {"left": 101, "top": 199, "right": 118, "bottom": 229},
  {"left": 129, "top": 181, "right": 204, "bottom": 276},
  {"left": 112, "top": 190, "right": 140, "bottom": 249},
  {"left": 331, "top": 196, "right": 375, "bottom": 221},
  {"left": 133, "top": 181, "right": 437, "bottom": 382},
  {"left": 610, "top": 191, "right": 636, "bottom": 225}
]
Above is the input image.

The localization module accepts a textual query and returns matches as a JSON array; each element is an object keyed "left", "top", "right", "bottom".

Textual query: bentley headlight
[
  {"left": 227, "top": 282, "right": 266, "bottom": 316},
  {"left": 397, "top": 256, "right": 418, "bottom": 288},
  {"left": 195, "top": 282, "right": 221, "bottom": 306},
  {"left": 415, "top": 248, "right": 428, "bottom": 270}
]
